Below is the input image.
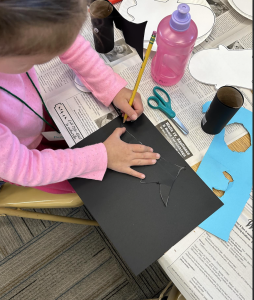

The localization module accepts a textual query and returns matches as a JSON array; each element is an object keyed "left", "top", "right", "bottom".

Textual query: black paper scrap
[
  {"left": 90, "top": 0, "right": 147, "bottom": 60},
  {"left": 69, "top": 114, "right": 223, "bottom": 275},
  {"left": 110, "top": 3, "right": 147, "bottom": 61}
]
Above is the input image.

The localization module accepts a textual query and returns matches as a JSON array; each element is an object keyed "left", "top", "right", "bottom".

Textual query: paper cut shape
[
  {"left": 232, "top": 0, "right": 252, "bottom": 18},
  {"left": 189, "top": 45, "right": 252, "bottom": 90},
  {"left": 69, "top": 114, "right": 223, "bottom": 275},
  {"left": 197, "top": 101, "right": 252, "bottom": 241},
  {"left": 228, "top": 0, "right": 252, "bottom": 20},
  {"left": 90, "top": 0, "right": 147, "bottom": 60},
  {"left": 122, "top": 0, "right": 215, "bottom": 44}
]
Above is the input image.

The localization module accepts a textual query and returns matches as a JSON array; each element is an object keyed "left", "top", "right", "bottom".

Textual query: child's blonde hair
[{"left": 0, "top": 0, "right": 87, "bottom": 56}]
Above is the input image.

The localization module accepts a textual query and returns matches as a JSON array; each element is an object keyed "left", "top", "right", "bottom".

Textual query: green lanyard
[{"left": 0, "top": 72, "right": 60, "bottom": 133}]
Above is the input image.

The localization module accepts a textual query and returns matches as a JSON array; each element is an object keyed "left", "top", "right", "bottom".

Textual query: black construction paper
[
  {"left": 69, "top": 114, "right": 223, "bottom": 275},
  {"left": 110, "top": 4, "right": 147, "bottom": 61},
  {"left": 90, "top": 0, "right": 147, "bottom": 60}
]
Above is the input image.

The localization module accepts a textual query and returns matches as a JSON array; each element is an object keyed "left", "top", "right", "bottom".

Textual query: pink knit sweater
[{"left": 0, "top": 34, "right": 127, "bottom": 186}]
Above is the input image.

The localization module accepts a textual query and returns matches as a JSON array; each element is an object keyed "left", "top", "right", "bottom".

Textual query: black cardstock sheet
[
  {"left": 110, "top": 3, "right": 147, "bottom": 61},
  {"left": 69, "top": 115, "right": 223, "bottom": 275}
]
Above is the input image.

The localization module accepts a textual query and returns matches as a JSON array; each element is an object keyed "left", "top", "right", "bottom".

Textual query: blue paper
[{"left": 197, "top": 101, "right": 252, "bottom": 241}]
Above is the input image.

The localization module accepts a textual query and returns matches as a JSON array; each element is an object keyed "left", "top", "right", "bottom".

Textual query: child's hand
[
  {"left": 103, "top": 127, "right": 160, "bottom": 179},
  {"left": 113, "top": 87, "right": 143, "bottom": 122}
]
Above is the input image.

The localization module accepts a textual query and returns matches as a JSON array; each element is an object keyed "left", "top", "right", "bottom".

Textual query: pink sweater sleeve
[
  {"left": 60, "top": 34, "right": 127, "bottom": 106},
  {"left": 0, "top": 124, "right": 107, "bottom": 186}
]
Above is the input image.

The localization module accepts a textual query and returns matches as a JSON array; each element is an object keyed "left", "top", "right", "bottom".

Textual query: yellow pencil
[{"left": 123, "top": 31, "right": 157, "bottom": 123}]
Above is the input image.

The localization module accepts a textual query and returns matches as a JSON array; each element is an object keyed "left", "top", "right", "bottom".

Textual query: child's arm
[
  {"left": 0, "top": 123, "right": 107, "bottom": 186},
  {"left": 60, "top": 34, "right": 127, "bottom": 107},
  {"left": 1, "top": 123, "right": 160, "bottom": 185}
]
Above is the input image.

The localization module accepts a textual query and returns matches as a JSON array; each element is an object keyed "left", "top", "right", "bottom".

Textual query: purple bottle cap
[{"left": 170, "top": 3, "right": 191, "bottom": 32}]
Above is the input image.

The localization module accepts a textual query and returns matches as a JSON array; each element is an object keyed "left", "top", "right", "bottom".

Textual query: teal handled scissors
[{"left": 147, "top": 86, "right": 189, "bottom": 135}]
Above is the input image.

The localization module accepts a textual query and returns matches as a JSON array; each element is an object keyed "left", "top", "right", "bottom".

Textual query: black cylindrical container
[
  {"left": 201, "top": 86, "right": 244, "bottom": 135},
  {"left": 90, "top": 0, "right": 114, "bottom": 53}
]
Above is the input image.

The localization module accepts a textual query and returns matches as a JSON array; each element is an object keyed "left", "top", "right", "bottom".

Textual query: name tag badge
[{"left": 41, "top": 131, "right": 65, "bottom": 141}]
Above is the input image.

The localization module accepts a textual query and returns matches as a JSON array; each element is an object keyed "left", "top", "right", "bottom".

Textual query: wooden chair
[
  {"left": 0, "top": 183, "right": 98, "bottom": 226},
  {"left": 145, "top": 281, "right": 186, "bottom": 300}
]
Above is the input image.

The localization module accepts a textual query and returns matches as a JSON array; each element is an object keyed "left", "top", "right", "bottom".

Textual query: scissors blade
[{"left": 171, "top": 116, "right": 189, "bottom": 135}]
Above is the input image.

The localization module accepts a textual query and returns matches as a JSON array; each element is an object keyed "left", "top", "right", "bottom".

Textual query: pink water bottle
[{"left": 151, "top": 4, "right": 198, "bottom": 86}]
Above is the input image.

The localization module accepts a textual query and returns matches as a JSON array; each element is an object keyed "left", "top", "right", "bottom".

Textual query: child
[{"left": 0, "top": 0, "right": 160, "bottom": 194}]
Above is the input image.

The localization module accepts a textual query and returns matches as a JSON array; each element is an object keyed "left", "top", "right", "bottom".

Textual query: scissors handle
[
  {"left": 153, "top": 87, "right": 169, "bottom": 102},
  {"left": 148, "top": 86, "right": 176, "bottom": 118},
  {"left": 154, "top": 87, "right": 175, "bottom": 118},
  {"left": 147, "top": 86, "right": 189, "bottom": 135},
  {"left": 147, "top": 96, "right": 163, "bottom": 109}
]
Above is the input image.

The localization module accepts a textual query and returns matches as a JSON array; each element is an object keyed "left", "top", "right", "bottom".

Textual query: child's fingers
[
  {"left": 131, "top": 144, "right": 153, "bottom": 153},
  {"left": 120, "top": 101, "right": 138, "bottom": 121},
  {"left": 133, "top": 94, "right": 143, "bottom": 117},
  {"left": 131, "top": 158, "right": 157, "bottom": 166},
  {"left": 121, "top": 112, "right": 132, "bottom": 121},
  {"left": 133, "top": 152, "right": 160, "bottom": 160},
  {"left": 125, "top": 167, "right": 145, "bottom": 179}
]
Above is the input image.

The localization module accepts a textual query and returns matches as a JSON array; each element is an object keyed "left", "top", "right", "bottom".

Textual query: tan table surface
[{"left": 191, "top": 133, "right": 251, "bottom": 197}]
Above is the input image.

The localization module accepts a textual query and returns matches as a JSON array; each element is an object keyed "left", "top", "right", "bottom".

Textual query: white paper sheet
[
  {"left": 228, "top": 0, "right": 252, "bottom": 20},
  {"left": 233, "top": 0, "right": 252, "bottom": 18},
  {"left": 120, "top": 0, "right": 215, "bottom": 43},
  {"left": 188, "top": 45, "right": 252, "bottom": 90},
  {"left": 119, "top": 0, "right": 214, "bottom": 50}
]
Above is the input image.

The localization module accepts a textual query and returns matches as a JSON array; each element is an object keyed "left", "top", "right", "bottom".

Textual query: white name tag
[{"left": 41, "top": 131, "right": 65, "bottom": 141}]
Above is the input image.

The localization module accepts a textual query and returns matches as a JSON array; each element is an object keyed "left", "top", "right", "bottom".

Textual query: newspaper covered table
[{"left": 35, "top": 0, "right": 252, "bottom": 299}]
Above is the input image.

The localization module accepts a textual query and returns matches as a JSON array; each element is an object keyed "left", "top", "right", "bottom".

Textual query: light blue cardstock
[{"left": 197, "top": 101, "right": 252, "bottom": 241}]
